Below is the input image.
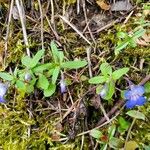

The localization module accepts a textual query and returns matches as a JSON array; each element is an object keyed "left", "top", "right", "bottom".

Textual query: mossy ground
[{"left": 0, "top": 0, "right": 150, "bottom": 149}]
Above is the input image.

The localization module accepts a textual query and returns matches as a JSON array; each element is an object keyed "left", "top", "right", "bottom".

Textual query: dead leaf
[
  {"left": 51, "top": 132, "right": 60, "bottom": 141},
  {"left": 125, "top": 141, "right": 138, "bottom": 150},
  {"left": 136, "top": 33, "right": 150, "bottom": 46},
  {"left": 143, "top": 10, "right": 150, "bottom": 16},
  {"left": 96, "top": 1, "right": 110, "bottom": 10},
  {"left": 111, "top": 1, "right": 133, "bottom": 11}
]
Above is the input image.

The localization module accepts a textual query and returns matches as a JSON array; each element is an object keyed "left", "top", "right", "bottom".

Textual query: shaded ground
[{"left": 0, "top": 0, "right": 150, "bottom": 149}]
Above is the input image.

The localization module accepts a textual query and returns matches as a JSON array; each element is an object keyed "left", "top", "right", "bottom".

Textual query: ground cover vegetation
[{"left": 0, "top": 0, "right": 150, "bottom": 149}]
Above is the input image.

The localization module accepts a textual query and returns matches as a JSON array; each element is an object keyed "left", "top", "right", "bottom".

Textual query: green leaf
[
  {"left": 108, "top": 125, "right": 116, "bottom": 139},
  {"left": 21, "top": 56, "right": 32, "bottom": 68},
  {"left": 90, "top": 129, "right": 103, "bottom": 139},
  {"left": 89, "top": 76, "right": 108, "bottom": 84},
  {"left": 118, "top": 117, "right": 130, "bottom": 133},
  {"left": 100, "top": 63, "right": 112, "bottom": 76},
  {"left": 118, "top": 117, "right": 130, "bottom": 130},
  {"left": 126, "top": 110, "right": 145, "bottom": 120},
  {"left": 16, "top": 80, "right": 26, "bottom": 91},
  {"left": 109, "top": 137, "right": 124, "bottom": 149},
  {"left": 50, "top": 41, "right": 59, "bottom": 62},
  {"left": 0, "top": 72, "right": 14, "bottom": 81},
  {"left": 117, "top": 32, "right": 127, "bottom": 39},
  {"left": 144, "top": 82, "right": 150, "bottom": 93},
  {"left": 52, "top": 67, "right": 60, "bottom": 84},
  {"left": 104, "top": 81, "right": 115, "bottom": 100},
  {"left": 115, "top": 41, "right": 129, "bottom": 55},
  {"left": 37, "top": 74, "right": 49, "bottom": 90},
  {"left": 132, "top": 28, "right": 145, "bottom": 39},
  {"left": 129, "top": 39, "right": 137, "bottom": 47},
  {"left": 44, "top": 83, "right": 56, "bottom": 97},
  {"left": 33, "top": 63, "right": 53, "bottom": 73},
  {"left": 112, "top": 68, "right": 129, "bottom": 80},
  {"left": 96, "top": 84, "right": 104, "bottom": 94},
  {"left": 58, "top": 51, "right": 64, "bottom": 63},
  {"left": 30, "top": 49, "right": 45, "bottom": 68},
  {"left": 61, "top": 60, "right": 87, "bottom": 69}
]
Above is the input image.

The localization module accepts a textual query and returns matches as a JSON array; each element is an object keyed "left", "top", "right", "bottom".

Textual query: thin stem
[{"left": 124, "top": 118, "right": 136, "bottom": 149}]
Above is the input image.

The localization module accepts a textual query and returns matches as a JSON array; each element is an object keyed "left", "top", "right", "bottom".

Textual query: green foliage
[
  {"left": 90, "top": 129, "right": 103, "bottom": 139},
  {"left": 0, "top": 41, "right": 87, "bottom": 97},
  {"left": 118, "top": 117, "right": 130, "bottom": 133},
  {"left": 89, "top": 62, "right": 129, "bottom": 100},
  {"left": 115, "top": 28, "right": 146, "bottom": 55},
  {"left": 144, "top": 82, "right": 150, "bottom": 93},
  {"left": 126, "top": 110, "right": 145, "bottom": 120}
]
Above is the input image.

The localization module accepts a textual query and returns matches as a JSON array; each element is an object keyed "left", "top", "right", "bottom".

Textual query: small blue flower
[
  {"left": 0, "top": 82, "right": 8, "bottom": 103},
  {"left": 124, "top": 85, "right": 146, "bottom": 109},
  {"left": 60, "top": 79, "right": 66, "bottom": 93}
]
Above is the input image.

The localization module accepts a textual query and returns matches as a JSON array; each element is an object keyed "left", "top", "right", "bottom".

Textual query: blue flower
[
  {"left": 124, "top": 85, "right": 146, "bottom": 109},
  {"left": 0, "top": 82, "right": 8, "bottom": 103},
  {"left": 60, "top": 79, "right": 66, "bottom": 94}
]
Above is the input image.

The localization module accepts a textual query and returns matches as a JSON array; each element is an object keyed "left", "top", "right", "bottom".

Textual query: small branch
[
  {"left": 4, "top": 0, "right": 14, "bottom": 66},
  {"left": 15, "top": 0, "right": 30, "bottom": 56},
  {"left": 38, "top": 0, "right": 44, "bottom": 50},
  {"left": 96, "top": 74, "right": 150, "bottom": 127},
  {"left": 124, "top": 118, "right": 136, "bottom": 149},
  {"left": 59, "top": 15, "right": 92, "bottom": 45},
  {"left": 86, "top": 47, "right": 92, "bottom": 78}
]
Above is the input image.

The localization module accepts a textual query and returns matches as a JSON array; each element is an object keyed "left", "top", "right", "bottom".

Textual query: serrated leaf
[
  {"left": 0, "top": 72, "right": 14, "bottom": 81},
  {"left": 89, "top": 76, "right": 108, "bottom": 84},
  {"left": 90, "top": 129, "right": 103, "bottom": 139},
  {"left": 50, "top": 41, "right": 59, "bottom": 63},
  {"left": 33, "top": 63, "right": 53, "bottom": 73},
  {"left": 30, "top": 49, "right": 45, "bottom": 68},
  {"left": 61, "top": 60, "right": 87, "bottom": 69},
  {"left": 52, "top": 67, "right": 60, "bottom": 84},
  {"left": 58, "top": 51, "right": 64, "bottom": 63},
  {"left": 44, "top": 83, "right": 56, "bottom": 97},
  {"left": 37, "top": 74, "right": 49, "bottom": 90},
  {"left": 100, "top": 63, "right": 112, "bottom": 76},
  {"left": 126, "top": 110, "right": 145, "bottom": 120},
  {"left": 115, "top": 41, "right": 129, "bottom": 55},
  {"left": 21, "top": 56, "right": 32, "bottom": 68},
  {"left": 112, "top": 68, "right": 129, "bottom": 80}
]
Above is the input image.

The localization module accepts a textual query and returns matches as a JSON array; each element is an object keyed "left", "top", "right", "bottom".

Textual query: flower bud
[
  {"left": 60, "top": 79, "right": 66, "bottom": 94},
  {"left": 25, "top": 73, "right": 32, "bottom": 81}
]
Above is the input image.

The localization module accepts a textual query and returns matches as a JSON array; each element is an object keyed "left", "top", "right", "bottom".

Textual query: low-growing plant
[
  {"left": 115, "top": 27, "right": 146, "bottom": 55},
  {"left": 89, "top": 62, "right": 129, "bottom": 100},
  {"left": 0, "top": 41, "right": 87, "bottom": 97}
]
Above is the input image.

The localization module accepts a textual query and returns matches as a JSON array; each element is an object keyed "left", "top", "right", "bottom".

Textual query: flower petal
[
  {"left": 0, "top": 83, "right": 7, "bottom": 97},
  {"left": 134, "top": 96, "right": 146, "bottom": 106},
  {"left": 131, "top": 85, "right": 145, "bottom": 96},
  {"left": 124, "top": 90, "right": 131, "bottom": 99},
  {"left": 0, "top": 96, "right": 6, "bottom": 103},
  {"left": 60, "top": 80, "right": 66, "bottom": 93},
  {"left": 125, "top": 99, "right": 137, "bottom": 109}
]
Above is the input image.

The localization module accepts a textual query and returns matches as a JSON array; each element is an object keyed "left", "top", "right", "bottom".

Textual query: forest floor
[{"left": 0, "top": 0, "right": 150, "bottom": 150}]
